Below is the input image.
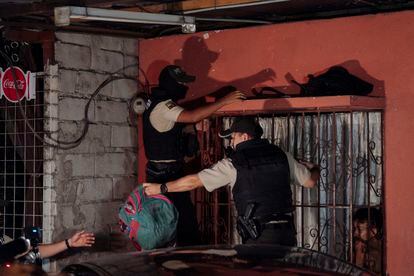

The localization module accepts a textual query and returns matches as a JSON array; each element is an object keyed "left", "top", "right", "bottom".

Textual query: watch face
[{"left": 161, "top": 184, "right": 168, "bottom": 194}]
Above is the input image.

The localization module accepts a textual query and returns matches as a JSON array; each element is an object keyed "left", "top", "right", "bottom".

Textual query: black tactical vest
[
  {"left": 231, "top": 139, "right": 293, "bottom": 220},
  {"left": 143, "top": 95, "right": 184, "bottom": 161}
]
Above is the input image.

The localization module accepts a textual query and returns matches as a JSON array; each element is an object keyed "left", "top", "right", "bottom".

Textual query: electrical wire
[{"left": 0, "top": 48, "right": 149, "bottom": 150}]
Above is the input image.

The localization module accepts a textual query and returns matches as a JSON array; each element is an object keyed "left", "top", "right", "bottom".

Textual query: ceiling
[{"left": 1, "top": 0, "right": 414, "bottom": 38}]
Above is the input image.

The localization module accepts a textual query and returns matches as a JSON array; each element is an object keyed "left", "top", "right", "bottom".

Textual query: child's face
[{"left": 353, "top": 220, "right": 378, "bottom": 241}]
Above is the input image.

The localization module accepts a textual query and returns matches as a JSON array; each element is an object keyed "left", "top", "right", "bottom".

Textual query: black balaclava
[{"left": 158, "top": 67, "right": 189, "bottom": 101}]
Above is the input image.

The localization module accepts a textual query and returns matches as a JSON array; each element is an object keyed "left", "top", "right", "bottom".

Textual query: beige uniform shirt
[
  {"left": 198, "top": 151, "right": 311, "bottom": 192},
  {"left": 149, "top": 100, "right": 184, "bottom": 132}
]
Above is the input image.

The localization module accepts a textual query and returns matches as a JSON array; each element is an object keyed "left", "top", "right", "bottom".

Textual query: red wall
[{"left": 139, "top": 11, "right": 414, "bottom": 275}]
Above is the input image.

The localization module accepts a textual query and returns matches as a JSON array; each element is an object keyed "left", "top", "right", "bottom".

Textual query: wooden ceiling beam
[
  {"left": 2, "top": 21, "right": 148, "bottom": 38},
  {"left": 84, "top": 0, "right": 144, "bottom": 8},
  {"left": 0, "top": 0, "right": 273, "bottom": 18},
  {"left": 123, "top": 0, "right": 268, "bottom": 13},
  {"left": 0, "top": 0, "right": 137, "bottom": 18}
]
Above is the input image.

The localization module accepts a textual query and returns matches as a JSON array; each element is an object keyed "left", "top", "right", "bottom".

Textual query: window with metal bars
[
  {"left": 0, "top": 40, "right": 44, "bottom": 240},
  {"left": 195, "top": 111, "right": 384, "bottom": 274}
]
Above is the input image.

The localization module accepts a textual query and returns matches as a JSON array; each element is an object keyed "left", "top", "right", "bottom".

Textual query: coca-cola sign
[
  {"left": 4, "top": 79, "right": 25, "bottom": 90},
  {"left": 0, "top": 66, "right": 36, "bottom": 103}
]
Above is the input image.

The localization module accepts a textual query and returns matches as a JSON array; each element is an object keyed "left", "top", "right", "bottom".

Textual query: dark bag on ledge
[{"left": 292, "top": 66, "right": 373, "bottom": 97}]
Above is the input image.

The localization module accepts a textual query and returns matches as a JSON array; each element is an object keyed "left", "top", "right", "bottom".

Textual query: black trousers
[
  {"left": 146, "top": 161, "right": 201, "bottom": 247},
  {"left": 245, "top": 221, "right": 297, "bottom": 246}
]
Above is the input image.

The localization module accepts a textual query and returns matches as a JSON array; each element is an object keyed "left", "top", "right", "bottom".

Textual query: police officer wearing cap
[
  {"left": 143, "top": 65, "right": 245, "bottom": 246},
  {"left": 143, "top": 117, "right": 319, "bottom": 246}
]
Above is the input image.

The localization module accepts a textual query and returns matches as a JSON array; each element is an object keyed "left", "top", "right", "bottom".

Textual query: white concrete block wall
[
  {"left": 43, "top": 31, "right": 139, "bottom": 271},
  {"left": 58, "top": 97, "right": 95, "bottom": 121},
  {"left": 58, "top": 122, "right": 112, "bottom": 154},
  {"left": 55, "top": 42, "right": 91, "bottom": 70},
  {"left": 95, "top": 101, "right": 129, "bottom": 123},
  {"left": 91, "top": 49, "right": 124, "bottom": 73},
  {"left": 111, "top": 126, "right": 137, "bottom": 148}
]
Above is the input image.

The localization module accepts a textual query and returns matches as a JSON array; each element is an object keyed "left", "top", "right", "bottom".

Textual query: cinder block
[
  {"left": 111, "top": 125, "right": 137, "bottom": 148},
  {"left": 45, "top": 117, "right": 59, "bottom": 132},
  {"left": 95, "top": 101, "right": 128, "bottom": 123},
  {"left": 91, "top": 48, "right": 123, "bottom": 73},
  {"left": 44, "top": 160, "right": 57, "bottom": 174},
  {"left": 57, "top": 121, "right": 85, "bottom": 146},
  {"left": 41, "top": 226, "right": 54, "bottom": 244},
  {"left": 44, "top": 187, "right": 57, "bottom": 202},
  {"left": 91, "top": 35, "right": 123, "bottom": 52},
  {"left": 45, "top": 104, "right": 58, "bottom": 119},
  {"left": 44, "top": 146, "right": 56, "bottom": 161},
  {"left": 58, "top": 122, "right": 111, "bottom": 154},
  {"left": 71, "top": 202, "right": 121, "bottom": 228},
  {"left": 48, "top": 131, "right": 59, "bottom": 144},
  {"left": 95, "top": 152, "right": 135, "bottom": 176},
  {"left": 44, "top": 64, "right": 59, "bottom": 91},
  {"left": 85, "top": 124, "right": 112, "bottom": 153},
  {"left": 43, "top": 202, "right": 57, "bottom": 218},
  {"left": 60, "top": 154, "right": 95, "bottom": 177},
  {"left": 44, "top": 91, "right": 59, "bottom": 105},
  {"left": 61, "top": 205, "right": 77, "bottom": 228},
  {"left": 113, "top": 176, "right": 137, "bottom": 200},
  {"left": 122, "top": 55, "right": 138, "bottom": 78},
  {"left": 56, "top": 179, "right": 78, "bottom": 203},
  {"left": 76, "top": 71, "right": 112, "bottom": 96},
  {"left": 123, "top": 38, "right": 138, "bottom": 56},
  {"left": 55, "top": 42, "right": 91, "bottom": 70},
  {"left": 58, "top": 97, "right": 94, "bottom": 121},
  {"left": 46, "top": 63, "right": 59, "bottom": 77},
  {"left": 77, "top": 178, "right": 113, "bottom": 202},
  {"left": 56, "top": 32, "right": 91, "bottom": 47},
  {"left": 49, "top": 202, "right": 58, "bottom": 216},
  {"left": 112, "top": 77, "right": 138, "bottom": 99},
  {"left": 43, "top": 175, "right": 54, "bottom": 188},
  {"left": 58, "top": 69, "right": 78, "bottom": 94},
  {"left": 92, "top": 202, "right": 122, "bottom": 226}
]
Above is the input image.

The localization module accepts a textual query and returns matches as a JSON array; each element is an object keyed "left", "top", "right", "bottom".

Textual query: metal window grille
[
  {"left": 195, "top": 111, "right": 384, "bottom": 274},
  {"left": 0, "top": 41, "right": 45, "bottom": 240}
]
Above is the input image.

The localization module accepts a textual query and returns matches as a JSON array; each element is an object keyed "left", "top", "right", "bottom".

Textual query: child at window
[{"left": 353, "top": 207, "right": 383, "bottom": 274}]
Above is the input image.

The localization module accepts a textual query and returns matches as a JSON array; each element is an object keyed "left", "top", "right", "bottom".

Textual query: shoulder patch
[{"left": 165, "top": 101, "right": 177, "bottom": 109}]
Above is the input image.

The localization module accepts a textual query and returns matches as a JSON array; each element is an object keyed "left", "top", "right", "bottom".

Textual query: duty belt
[
  {"left": 254, "top": 213, "right": 293, "bottom": 225},
  {"left": 146, "top": 160, "right": 184, "bottom": 179}
]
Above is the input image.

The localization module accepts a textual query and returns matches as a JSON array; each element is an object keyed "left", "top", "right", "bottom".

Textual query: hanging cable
[{"left": 0, "top": 48, "right": 149, "bottom": 150}]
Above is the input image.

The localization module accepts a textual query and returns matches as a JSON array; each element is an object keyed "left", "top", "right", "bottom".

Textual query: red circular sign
[{"left": 2, "top": 67, "right": 26, "bottom": 102}]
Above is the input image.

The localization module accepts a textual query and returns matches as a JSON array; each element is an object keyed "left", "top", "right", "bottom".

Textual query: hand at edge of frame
[
  {"left": 143, "top": 183, "right": 162, "bottom": 195},
  {"left": 69, "top": 230, "right": 95, "bottom": 248}
]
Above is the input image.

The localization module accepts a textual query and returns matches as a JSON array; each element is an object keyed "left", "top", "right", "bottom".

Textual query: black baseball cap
[
  {"left": 219, "top": 117, "right": 263, "bottom": 139},
  {"left": 159, "top": 65, "right": 196, "bottom": 84}
]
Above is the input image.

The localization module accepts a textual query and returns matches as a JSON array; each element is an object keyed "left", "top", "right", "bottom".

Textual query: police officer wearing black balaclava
[{"left": 143, "top": 65, "right": 245, "bottom": 246}]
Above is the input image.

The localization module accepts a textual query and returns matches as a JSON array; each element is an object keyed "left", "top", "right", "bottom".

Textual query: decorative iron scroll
[
  {"left": 293, "top": 137, "right": 380, "bottom": 197},
  {"left": 200, "top": 215, "right": 231, "bottom": 245}
]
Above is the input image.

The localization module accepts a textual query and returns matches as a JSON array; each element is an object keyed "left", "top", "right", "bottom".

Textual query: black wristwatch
[{"left": 160, "top": 183, "right": 168, "bottom": 194}]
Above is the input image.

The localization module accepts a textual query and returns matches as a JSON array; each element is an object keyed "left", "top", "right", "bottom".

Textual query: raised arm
[
  {"left": 298, "top": 160, "right": 320, "bottom": 188},
  {"left": 38, "top": 230, "right": 94, "bottom": 258},
  {"left": 144, "top": 174, "right": 204, "bottom": 195},
  {"left": 177, "top": 91, "right": 246, "bottom": 123}
]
